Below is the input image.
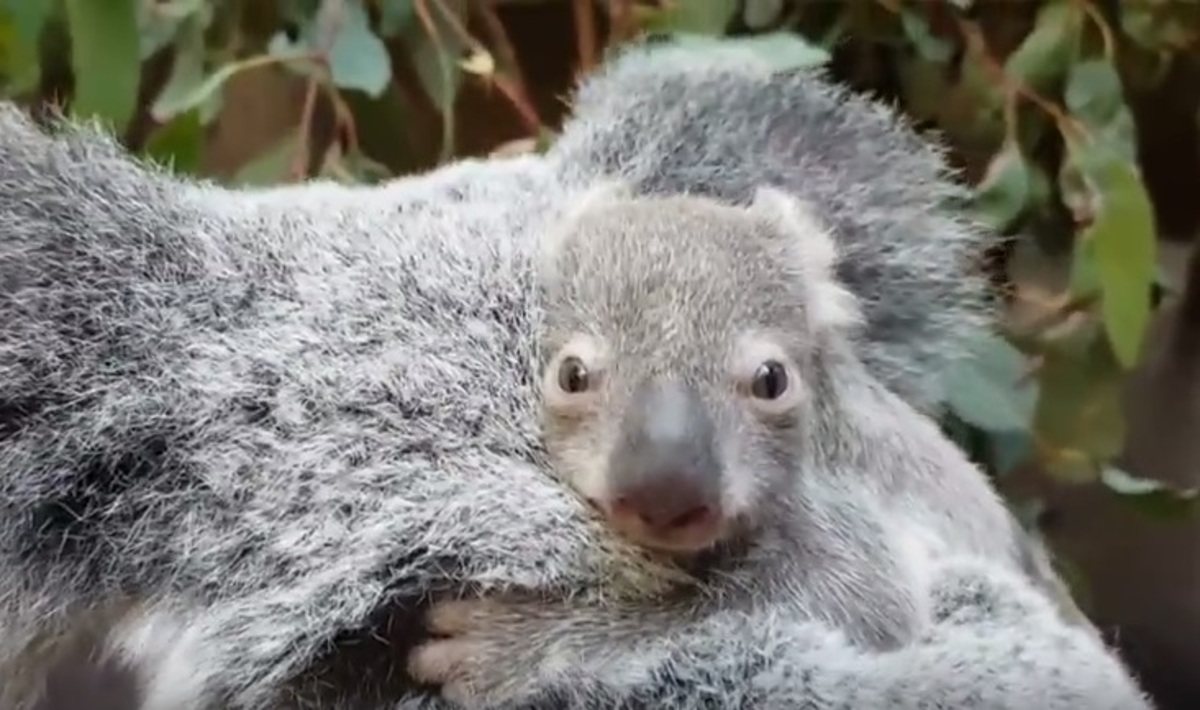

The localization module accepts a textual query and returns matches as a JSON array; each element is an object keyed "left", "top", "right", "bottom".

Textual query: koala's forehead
[{"left": 547, "top": 197, "right": 809, "bottom": 357}]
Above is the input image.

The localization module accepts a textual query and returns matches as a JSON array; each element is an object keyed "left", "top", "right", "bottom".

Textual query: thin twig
[
  {"left": 473, "top": 0, "right": 544, "bottom": 133},
  {"left": 573, "top": 0, "right": 598, "bottom": 76},
  {"left": 289, "top": 73, "right": 323, "bottom": 180},
  {"left": 605, "top": 0, "right": 638, "bottom": 46},
  {"left": 287, "top": 0, "right": 347, "bottom": 180},
  {"left": 413, "top": 0, "right": 457, "bottom": 161},
  {"left": 475, "top": 0, "right": 528, "bottom": 88},
  {"left": 492, "top": 75, "right": 542, "bottom": 133},
  {"left": 953, "top": 14, "right": 1090, "bottom": 146},
  {"left": 429, "top": 0, "right": 488, "bottom": 54},
  {"left": 1073, "top": 0, "right": 1115, "bottom": 61}
]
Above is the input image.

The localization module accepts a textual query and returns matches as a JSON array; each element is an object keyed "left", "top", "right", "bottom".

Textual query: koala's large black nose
[{"left": 604, "top": 380, "right": 724, "bottom": 550}]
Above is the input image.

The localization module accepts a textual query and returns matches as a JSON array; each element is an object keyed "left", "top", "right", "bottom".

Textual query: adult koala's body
[{"left": 0, "top": 44, "right": 1145, "bottom": 710}]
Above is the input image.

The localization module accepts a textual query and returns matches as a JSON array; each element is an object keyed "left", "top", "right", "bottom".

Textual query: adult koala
[{"left": 0, "top": 42, "right": 1149, "bottom": 710}]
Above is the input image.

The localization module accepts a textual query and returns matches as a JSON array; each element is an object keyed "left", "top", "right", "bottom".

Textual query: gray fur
[{"left": 0, "top": 43, "right": 1148, "bottom": 710}]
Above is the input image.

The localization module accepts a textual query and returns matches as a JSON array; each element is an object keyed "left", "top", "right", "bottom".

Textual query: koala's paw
[{"left": 408, "top": 598, "right": 560, "bottom": 709}]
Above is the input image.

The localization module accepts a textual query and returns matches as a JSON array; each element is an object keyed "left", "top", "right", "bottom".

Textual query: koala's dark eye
[
  {"left": 557, "top": 356, "right": 590, "bottom": 393},
  {"left": 750, "top": 360, "right": 789, "bottom": 400}
]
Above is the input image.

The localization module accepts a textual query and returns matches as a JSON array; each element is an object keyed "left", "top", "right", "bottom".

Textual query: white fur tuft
[{"left": 749, "top": 185, "right": 864, "bottom": 333}]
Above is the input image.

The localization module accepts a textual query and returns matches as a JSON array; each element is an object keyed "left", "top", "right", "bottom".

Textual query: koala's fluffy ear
[
  {"left": 749, "top": 186, "right": 863, "bottom": 334},
  {"left": 539, "top": 179, "right": 634, "bottom": 273}
]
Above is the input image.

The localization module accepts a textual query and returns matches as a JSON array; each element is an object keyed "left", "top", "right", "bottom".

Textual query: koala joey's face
[{"left": 537, "top": 185, "right": 856, "bottom": 557}]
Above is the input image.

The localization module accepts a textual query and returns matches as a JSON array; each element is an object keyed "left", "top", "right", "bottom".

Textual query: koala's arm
[{"left": 497, "top": 559, "right": 1152, "bottom": 710}]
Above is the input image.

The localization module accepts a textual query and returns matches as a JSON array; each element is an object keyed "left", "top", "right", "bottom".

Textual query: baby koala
[
  {"left": 407, "top": 183, "right": 935, "bottom": 706},
  {"left": 534, "top": 181, "right": 862, "bottom": 558}
]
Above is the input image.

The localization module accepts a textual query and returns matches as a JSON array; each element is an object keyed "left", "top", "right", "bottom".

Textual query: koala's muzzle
[{"left": 604, "top": 380, "right": 724, "bottom": 553}]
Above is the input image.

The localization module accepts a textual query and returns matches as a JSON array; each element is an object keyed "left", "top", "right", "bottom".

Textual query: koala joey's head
[{"left": 536, "top": 181, "right": 862, "bottom": 557}]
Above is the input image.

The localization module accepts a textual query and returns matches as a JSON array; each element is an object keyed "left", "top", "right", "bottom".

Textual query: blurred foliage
[{"left": 0, "top": 0, "right": 1199, "bottom": 523}]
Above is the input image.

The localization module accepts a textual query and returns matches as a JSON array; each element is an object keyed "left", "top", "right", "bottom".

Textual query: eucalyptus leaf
[
  {"left": 1033, "top": 330, "right": 1126, "bottom": 467},
  {"left": 943, "top": 333, "right": 1038, "bottom": 433},
  {"left": 144, "top": 109, "right": 204, "bottom": 175},
  {"left": 138, "top": 0, "right": 206, "bottom": 60},
  {"left": 1004, "top": 0, "right": 1080, "bottom": 93},
  {"left": 973, "top": 140, "right": 1032, "bottom": 233},
  {"left": 1074, "top": 144, "right": 1157, "bottom": 368},
  {"left": 664, "top": 32, "right": 831, "bottom": 70},
  {"left": 378, "top": 0, "right": 416, "bottom": 37},
  {"left": 325, "top": 0, "right": 391, "bottom": 97},
  {"left": 0, "top": 0, "right": 54, "bottom": 92},
  {"left": 1065, "top": 59, "right": 1124, "bottom": 127},
  {"left": 402, "top": 0, "right": 467, "bottom": 161},
  {"left": 150, "top": 12, "right": 217, "bottom": 122},
  {"left": 658, "top": 0, "right": 739, "bottom": 35},
  {"left": 233, "top": 128, "right": 304, "bottom": 186},
  {"left": 742, "top": 0, "right": 784, "bottom": 31},
  {"left": 988, "top": 429, "right": 1035, "bottom": 477},
  {"left": 151, "top": 58, "right": 261, "bottom": 122},
  {"left": 900, "top": 9, "right": 953, "bottom": 63},
  {"left": 64, "top": 0, "right": 141, "bottom": 132}
]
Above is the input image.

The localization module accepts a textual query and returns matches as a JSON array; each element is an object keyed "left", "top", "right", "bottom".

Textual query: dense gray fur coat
[{"left": 0, "top": 44, "right": 1151, "bottom": 709}]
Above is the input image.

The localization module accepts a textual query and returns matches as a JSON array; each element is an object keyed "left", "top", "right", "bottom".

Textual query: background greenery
[{"left": 2, "top": 0, "right": 1199, "bottom": 637}]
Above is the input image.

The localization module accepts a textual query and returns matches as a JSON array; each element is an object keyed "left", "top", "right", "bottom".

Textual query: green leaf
[
  {"left": 900, "top": 9, "right": 953, "bottom": 63},
  {"left": 0, "top": 0, "right": 54, "bottom": 92},
  {"left": 232, "top": 127, "right": 303, "bottom": 186},
  {"left": 151, "top": 58, "right": 252, "bottom": 122},
  {"left": 143, "top": 109, "right": 203, "bottom": 175},
  {"left": 1074, "top": 144, "right": 1156, "bottom": 368},
  {"left": 663, "top": 32, "right": 831, "bottom": 70},
  {"left": 267, "top": 29, "right": 322, "bottom": 80},
  {"left": 987, "top": 429, "right": 1035, "bottom": 476},
  {"left": 1033, "top": 329, "right": 1126, "bottom": 470},
  {"left": 138, "top": 0, "right": 206, "bottom": 60},
  {"left": 1101, "top": 467, "right": 1200, "bottom": 520},
  {"left": 378, "top": 0, "right": 415, "bottom": 36},
  {"left": 654, "top": 0, "right": 739, "bottom": 35},
  {"left": 943, "top": 333, "right": 1039, "bottom": 433},
  {"left": 329, "top": 147, "right": 393, "bottom": 184},
  {"left": 64, "top": 0, "right": 141, "bottom": 132},
  {"left": 1068, "top": 232, "right": 1101, "bottom": 298},
  {"left": 325, "top": 0, "right": 391, "bottom": 97},
  {"left": 1120, "top": 3, "right": 1198, "bottom": 53},
  {"left": 896, "top": 56, "right": 951, "bottom": 122},
  {"left": 149, "top": 10, "right": 222, "bottom": 123},
  {"left": 972, "top": 140, "right": 1032, "bottom": 232},
  {"left": 402, "top": 0, "right": 467, "bottom": 162},
  {"left": 1066, "top": 58, "right": 1139, "bottom": 166},
  {"left": 1004, "top": 0, "right": 1081, "bottom": 93},
  {"left": 742, "top": 0, "right": 784, "bottom": 30},
  {"left": 954, "top": 42, "right": 1005, "bottom": 136},
  {"left": 1065, "top": 59, "right": 1124, "bottom": 127}
]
